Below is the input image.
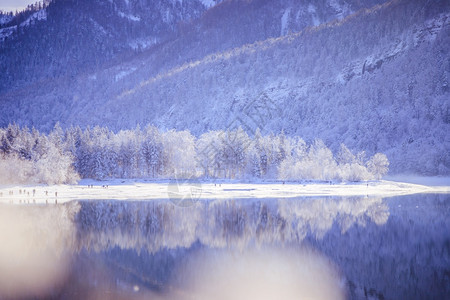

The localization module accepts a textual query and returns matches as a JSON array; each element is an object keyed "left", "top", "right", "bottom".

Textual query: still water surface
[{"left": 0, "top": 194, "right": 448, "bottom": 299}]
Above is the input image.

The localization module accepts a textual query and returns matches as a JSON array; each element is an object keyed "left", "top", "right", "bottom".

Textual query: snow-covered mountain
[
  {"left": 0, "top": 0, "right": 449, "bottom": 175},
  {"left": 0, "top": 0, "right": 368, "bottom": 92},
  {"left": 0, "top": 0, "right": 215, "bottom": 90}
]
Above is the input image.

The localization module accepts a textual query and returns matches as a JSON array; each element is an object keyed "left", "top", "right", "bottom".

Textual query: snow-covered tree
[
  {"left": 336, "top": 144, "right": 372, "bottom": 181},
  {"left": 0, "top": 154, "right": 33, "bottom": 184},
  {"left": 196, "top": 131, "right": 223, "bottom": 177},
  {"left": 367, "top": 153, "right": 389, "bottom": 180},
  {"left": 162, "top": 129, "right": 196, "bottom": 178},
  {"left": 219, "top": 128, "right": 250, "bottom": 178},
  {"left": 0, "top": 124, "right": 391, "bottom": 183},
  {"left": 116, "top": 130, "right": 139, "bottom": 178},
  {"left": 32, "top": 135, "right": 79, "bottom": 184}
]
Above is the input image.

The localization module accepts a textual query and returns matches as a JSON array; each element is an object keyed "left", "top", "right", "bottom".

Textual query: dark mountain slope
[
  {"left": 0, "top": 0, "right": 449, "bottom": 175},
  {"left": 0, "top": 0, "right": 385, "bottom": 93},
  {"left": 0, "top": 0, "right": 209, "bottom": 91}
]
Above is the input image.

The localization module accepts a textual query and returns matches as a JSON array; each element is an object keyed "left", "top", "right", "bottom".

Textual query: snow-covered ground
[
  {"left": 384, "top": 175, "right": 450, "bottom": 186},
  {"left": 0, "top": 179, "right": 448, "bottom": 204},
  {"left": 19, "top": 9, "right": 47, "bottom": 27}
]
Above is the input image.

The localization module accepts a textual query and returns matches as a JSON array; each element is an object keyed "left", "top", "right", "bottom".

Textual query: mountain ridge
[{"left": 0, "top": 0, "right": 449, "bottom": 175}]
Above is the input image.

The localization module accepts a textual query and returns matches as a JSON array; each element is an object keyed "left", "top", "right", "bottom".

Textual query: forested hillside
[
  {"left": 0, "top": 0, "right": 448, "bottom": 175},
  {"left": 0, "top": 0, "right": 213, "bottom": 91}
]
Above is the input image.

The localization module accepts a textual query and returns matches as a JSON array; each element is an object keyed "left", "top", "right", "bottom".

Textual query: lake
[{"left": 0, "top": 193, "right": 448, "bottom": 299}]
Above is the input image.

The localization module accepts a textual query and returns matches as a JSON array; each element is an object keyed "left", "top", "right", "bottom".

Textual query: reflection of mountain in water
[
  {"left": 322, "top": 193, "right": 450, "bottom": 300},
  {"left": 71, "top": 195, "right": 449, "bottom": 299},
  {"left": 1, "top": 194, "right": 448, "bottom": 299},
  {"left": 75, "top": 196, "right": 389, "bottom": 252}
]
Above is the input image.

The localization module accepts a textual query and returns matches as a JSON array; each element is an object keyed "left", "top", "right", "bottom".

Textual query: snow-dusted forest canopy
[
  {"left": 0, "top": 124, "right": 389, "bottom": 184},
  {"left": 0, "top": 0, "right": 448, "bottom": 176}
]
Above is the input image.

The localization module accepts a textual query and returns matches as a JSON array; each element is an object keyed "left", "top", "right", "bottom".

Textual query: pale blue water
[{"left": 1, "top": 194, "right": 449, "bottom": 299}]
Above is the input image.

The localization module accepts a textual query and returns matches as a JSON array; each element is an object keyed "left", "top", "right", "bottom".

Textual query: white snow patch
[
  {"left": 118, "top": 11, "right": 141, "bottom": 22},
  {"left": 200, "top": 0, "right": 216, "bottom": 8},
  {"left": 384, "top": 176, "right": 450, "bottom": 187},
  {"left": 20, "top": 9, "right": 47, "bottom": 27},
  {"left": 336, "top": 72, "right": 346, "bottom": 84},
  {"left": 308, "top": 4, "right": 320, "bottom": 26},
  {"left": 0, "top": 180, "right": 448, "bottom": 204},
  {"left": 163, "top": 8, "right": 173, "bottom": 23},
  {"left": 296, "top": 9, "right": 302, "bottom": 22},
  {"left": 307, "top": 4, "right": 316, "bottom": 13},
  {"left": 0, "top": 25, "right": 16, "bottom": 42},
  {"left": 327, "top": 0, "right": 350, "bottom": 20},
  {"left": 115, "top": 67, "right": 137, "bottom": 82},
  {"left": 336, "top": 12, "right": 448, "bottom": 85},
  {"left": 89, "top": 18, "right": 107, "bottom": 35},
  {"left": 337, "top": 38, "right": 408, "bottom": 83},
  {"left": 0, "top": 14, "right": 13, "bottom": 25},
  {"left": 281, "top": 8, "right": 291, "bottom": 36},
  {"left": 365, "top": 40, "right": 407, "bottom": 67},
  {"left": 414, "top": 12, "right": 449, "bottom": 46},
  {"left": 129, "top": 37, "right": 159, "bottom": 50},
  {"left": 341, "top": 13, "right": 448, "bottom": 64}
]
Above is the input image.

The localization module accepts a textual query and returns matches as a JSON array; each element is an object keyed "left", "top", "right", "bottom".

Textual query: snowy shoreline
[{"left": 0, "top": 178, "right": 449, "bottom": 204}]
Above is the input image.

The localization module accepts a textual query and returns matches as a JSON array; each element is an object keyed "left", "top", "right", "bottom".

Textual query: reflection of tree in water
[
  {"left": 3, "top": 195, "right": 447, "bottom": 299},
  {"left": 278, "top": 197, "right": 389, "bottom": 240},
  {"left": 312, "top": 194, "right": 450, "bottom": 300},
  {"left": 74, "top": 196, "right": 389, "bottom": 252}
]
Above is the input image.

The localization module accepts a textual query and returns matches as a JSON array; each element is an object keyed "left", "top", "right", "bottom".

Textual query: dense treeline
[
  {"left": 0, "top": 124, "right": 79, "bottom": 184},
  {"left": 0, "top": 1, "right": 51, "bottom": 26},
  {"left": 0, "top": 124, "right": 388, "bottom": 184}
]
